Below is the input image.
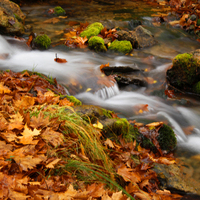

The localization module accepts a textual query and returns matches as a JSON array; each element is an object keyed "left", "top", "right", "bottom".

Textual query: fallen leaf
[
  {"left": 93, "top": 121, "right": 103, "bottom": 129},
  {"left": 0, "top": 82, "right": 11, "bottom": 94},
  {"left": 54, "top": 57, "right": 67, "bottom": 63},
  {"left": 46, "top": 158, "right": 61, "bottom": 168},
  {"left": 104, "top": 138, "right": 114, "bottom": 148}
]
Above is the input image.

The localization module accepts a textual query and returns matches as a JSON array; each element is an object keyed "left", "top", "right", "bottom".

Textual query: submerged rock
[
  {"left": 166, "top": 50, "right": 200, "bottom": 96},
  {"left": 116, "top": 25, "right": 157, "bottom": 49},
  {"left": 101, "top": 65, "right": 147, "bottom": 89},
  {"left": 0, "top": 0, "right": 25, "bottom": 35}
]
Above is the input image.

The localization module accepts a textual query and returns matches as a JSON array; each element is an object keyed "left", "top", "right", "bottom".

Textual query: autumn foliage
[{"left": 0, "top": 70, "right": 182, "bottom": 199}]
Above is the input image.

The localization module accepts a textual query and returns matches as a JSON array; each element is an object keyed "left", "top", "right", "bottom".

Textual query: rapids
[{"left": 1, "top": 34, "right": 200, "bottom": 154}]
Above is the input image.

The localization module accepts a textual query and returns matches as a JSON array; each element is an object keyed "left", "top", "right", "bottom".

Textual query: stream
[{"left": 1, "top": 0, "right": 200, "bottom": 184}]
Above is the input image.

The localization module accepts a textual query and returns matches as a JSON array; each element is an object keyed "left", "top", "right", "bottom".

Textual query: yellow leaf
[
  {"left": 86, "top": 88, "right": 92, "bottom": 92},
  {"left": 93, "top": 121, "right": 103, "bottom": 129}
]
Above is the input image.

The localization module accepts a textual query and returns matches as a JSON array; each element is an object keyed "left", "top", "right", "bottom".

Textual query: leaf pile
[{"left": 0, "top": 70, "right": 182, "bottom": 199}]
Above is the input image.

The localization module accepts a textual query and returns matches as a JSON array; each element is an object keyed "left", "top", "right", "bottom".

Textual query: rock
[
  {"left": 128, "top": 19, "right": 142, "bottom": 30},
  {"left": 116, "top": 25, "right": 157, "bottom": 49},
  {"left": 101, "top": 66, "right": 147, "bottom": 88},
  {"left": 0, "top": 0, "right": 25, "bottom": 35},
  {"left": 108, "top": 40, "right": 133, "bottom": 54},
  {"left": 190, "top": 14, "right": 197, "bottom": 21},
  {"left": 88, "top": 36, "right": 107, "bottom": 52},
  {"left": 153, "top": 161, "right": 200, "bottom": 195},
  {"left": 166, "top": 50, "right": 200, "bottom": 96},
  {"left": 80, "top": 22, "right": 104, "bottom": 39}
]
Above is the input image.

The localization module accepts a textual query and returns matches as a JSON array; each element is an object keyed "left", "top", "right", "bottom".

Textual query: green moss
[
  {"left": 88, "top": 36, "right": 107, "bottom": 52},
  {"left": 14, "top": 13, "right": 22, "bottom": 22},
  {"left": 157, "top": 124, "right": 177, "bottom": 152},
  {"left": 108, "top": 40, "right": 133, "bottom": 54},
  {"left": 172, "top": 53, "right": 199, "bottom": 86},
  {"left": 54, "top": 6, "right": 66, "bottom": 16},
  {"left": 87, "top": 22, "right": 104, "bottom": 32},
  {"left": 197, "top": 19, "right": 200, "bottom": 26},
  {"left": 101, "top": 108, "right": 113, "bottom": 118},
  {"left": 80, "top": 27, "right": 100, "bottom": 39},
  {"left": 193, "top": 81, "right": 200, "bottom": 94},
  {"left": 66, "top": 95, "right": 82, "bottom": 106},
  {"left": 80, "top": 22, "right": 104, "bottom": 39},
  {"left": 34, "top": 34, "right": 51, "bottom": 50}
]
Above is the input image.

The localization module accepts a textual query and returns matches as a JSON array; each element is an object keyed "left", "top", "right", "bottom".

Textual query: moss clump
[
  {"left": 108, "top": 40, "right": 133, "bottom": 54},
  {"left": 171, "top": 53, "right": 199, "bottom": 86},
  {"left": 193, "top": 81, "right": 200, "bottom": 94},
  {"left": 80, "top": 22, "right": 104, "bottom": 39},
  {"left": 66, "top": 95, "right": 82, "bottom": 106},
  {"left": 157, "top": 124, "right": 177, "bottom": 152},
  {"left": 54, "top": 6, "right": 66, "bottom": 16},
  {"left": 88, "top": 36, "right": 107, "bottom": 52},
  {"left": 87, "top": 22, "right": 104, "bottom": 32},
  {"left": 34, "top": 34, "right": 51, "bottom": 50},
  {"left": 140, "top": 124, "right": 177, "bottom": 153},
  {"left": 101, "top": 108, "right": 114, "bottom": 119}
]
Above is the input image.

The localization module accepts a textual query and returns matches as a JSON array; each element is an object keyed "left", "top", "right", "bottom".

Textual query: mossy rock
[
  {"left": 88, "top": 36, "right": 107, "bottom": 52},
  {"left": 33, "top": 34, "right": 51, "bottom": 50},
  {"left": 66, "top": 95, "right": 82, "bottom": 106},
  {"left": 193, "top": 81, "right": 200, "bottom": 94},
  {"left": 140, "top": 124, "right": 177, "bottom": 153},
  {"left": 80, "top": 22, "right": 103, "bottom": 39},
  {"left": 166, "top": 52, "right": 200, "bottom": 93},
  {"left": 108, "top": 40, "right": 133, "bottom": 54},
  {"left": 54, "top": 6, "right": 66, "bottom": 16}
]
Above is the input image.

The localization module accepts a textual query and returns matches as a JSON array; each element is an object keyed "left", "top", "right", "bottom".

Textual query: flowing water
[{"left": 1, "top": 0, "right": 200, "bottom": 183}]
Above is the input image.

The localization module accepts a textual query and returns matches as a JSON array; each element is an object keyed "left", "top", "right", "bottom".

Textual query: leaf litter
[{"left": 0, "top": 70, "right": 183, "bottom": 199}]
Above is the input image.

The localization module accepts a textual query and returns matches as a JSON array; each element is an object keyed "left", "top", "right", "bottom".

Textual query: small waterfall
[{"left": 94, "top": 82, "right": 120, "bottom": 99}]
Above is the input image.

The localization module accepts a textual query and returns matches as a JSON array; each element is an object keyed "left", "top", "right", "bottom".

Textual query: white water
[{"left": 1, "top": 35, "right": 200, "bottom": 153}]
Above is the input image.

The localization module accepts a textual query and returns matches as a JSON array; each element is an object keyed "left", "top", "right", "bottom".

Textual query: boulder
[
  {"left": 101, "top": 66, "right": 147, "bottom": 89},
  {"left": 116, "top": 25, "right": 157, "bottom": 49},
  {"left": 153, "top": 161, "right": 200, "bottom": 195},
  {"left": 166, "top": 50, "right": 200, "bottom": 96},
  {"left": 0, "top": 0, "right": 25, "bottom": 35}
]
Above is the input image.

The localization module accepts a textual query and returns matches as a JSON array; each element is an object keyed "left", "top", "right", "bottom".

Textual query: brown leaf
[
  {"left": 30, "top": 112, "right": 50, "bottom": 129},
  {"left": 14, "top": 154, "right": 47, "bottom": 171},
  {"left": 8, "top": 112, "right": 24, "bottom": 130},
  {"left": 41, "top": 127, "right": 64, "bottom": 147},
  {"left": 104, "top": 138, "right": 115, "bottom": 148},
  {"left": 46, "top": 158, "right": 61, "bottom": 168},
  {"left": 117, "top": 165, "right": 141, "bottom": 183},
  {"left": 14, "top": 95, "right": 35, "bottom": 109}
]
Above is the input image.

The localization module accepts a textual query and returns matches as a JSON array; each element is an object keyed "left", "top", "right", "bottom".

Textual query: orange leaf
[
  {"left": 26, "top": 35, "right": 33, "bottom": 47},
  {"left": 8, "top": 112, "right": 24, "bottom": 130},
  {"left": 46, "top": 158, "right": 61, "bottom": 168},
  {"left": 14, "top": 95, "right": 35, "bottom": 109},
  {"left": 54, "top": 57, "right": 67, "bottom": 63},
  {"left": 30, "top": 112, "right": 50, "bottom": 129},
  {"left": 0, "top": 82, "right": 11, "bottom": 94},
  {"left": 16, "top": 124, "right": 41, "bottom": 145},
  {"left": 100, "top": 63, "right": 109, "bottom": 72}
]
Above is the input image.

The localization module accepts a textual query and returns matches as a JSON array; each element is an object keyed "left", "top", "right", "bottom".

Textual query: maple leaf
[
  {"left": 0, "top": 131, "right": 17, "bottom": 142},
  {"left": 30, "top": 112, "right": 50, "bottom": 129},
  {"left": 8, "top": 112, "right": 24, "bottom": 130},
  {"left": 0, "top": 115, "right": 8, "bottom": 131},
  {"left": 0, "top": 82, "right": 11, "bottom": 94},
  {"left": 41, "top": 127, "right": 64, "bottom": 147},
  {"left": 0, "top": 141, "right": 13, "bottom": 157},
  {"left": 14, "top": 95, "right": 35, "bottom": 109},
  {"left": 16, "top": 124, "right": 41, "bottom": 145},
  {"left": 104, "top": 138, "right": 114, "bottom": 148},
  {"left": 14, "top": 154, "right": 47, "bottom": 171},
  {"left": 117, "top": 165, "right": 141, "bottom": 183}
]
